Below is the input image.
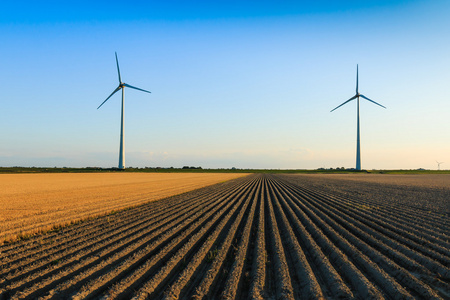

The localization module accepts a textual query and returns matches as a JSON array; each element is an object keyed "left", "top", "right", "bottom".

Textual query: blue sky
[{"left": 1, "top": 1, "right": 449, "bottom": 169}]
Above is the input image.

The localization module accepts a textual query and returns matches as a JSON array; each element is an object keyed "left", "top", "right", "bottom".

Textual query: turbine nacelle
[
  {"left": 330, "top": 65, "right": 386, "bottom": 112},
  {"left": 97, "top": 54, "right": 151, "bottom": 110}
]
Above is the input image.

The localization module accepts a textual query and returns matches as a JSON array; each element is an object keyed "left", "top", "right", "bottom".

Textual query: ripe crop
[{"left": 0, "top": 173, "right": 246, "bottom": 244}]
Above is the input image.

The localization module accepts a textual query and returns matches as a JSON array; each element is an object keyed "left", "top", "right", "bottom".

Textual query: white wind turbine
[
  {"left": 436, "top": 161, "right": 444, "bottom": 170},
  {"left": 331, "top": 65, "right": 386, "bottom": 170},
  {"left": 97, "top": 52, "right": 151, "bottom": 169}
]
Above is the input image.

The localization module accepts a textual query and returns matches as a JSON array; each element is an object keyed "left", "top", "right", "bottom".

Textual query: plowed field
[{"left": 0, "top": 174, "right": 448, "bottom": 299}]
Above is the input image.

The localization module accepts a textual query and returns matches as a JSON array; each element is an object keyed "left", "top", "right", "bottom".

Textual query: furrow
[
  {"left": 286, "top": 177, "right": 450, "bottom": 250},
  {"left": 0, "top": 182, "right": 216, "bottom": 265},
  {"left": 248, "top": 178, "right": 267, "bottom": 300},
  {"left": 276, "top": 175, "right": 447, "bottom": 299},
  {"left": 264, "top": 178, "right": 295, "bottom": 299},
  {"left": 128, "top": 176, "right": 256, "bottom": 300},
  {"left": 276, "top": 180, "right": 383, "bottom": 298},
  {"left": 191, "top": 177, "right": 262, "bottom": 299},
  {"left": 1, "top": 174, "right": 446, "bottom": 299},
  {"left": 267, "top": 178, "right": 354, "bottom": 299},
  {"left": 273, "top": 177, "right": 425, "bottom": 299},
  {"left": 59, "top": 176, "right": 257, "bottom": 300},
  {"left": 1, "top": 193, "right": 202, "bottom": 276},
  {"left": 5, "top": 185, "right": 229, "bottom": 299},
  {"left": 1, "top": 184, "right": 223, "bottom": 293},
  {"left": 220, "top": 178, "right": 260, "bottom": 300},
  {"left": 280, "top": 175, "right": 448, "bottom": 238},
  {"left": 1, "top": 176, "right": 254, "bottom": 299},
  {"left": 162, "top": 177, "right": 256, "bottom": 299},
  {"left": 265, "top": 177, "right": 325, "bottom": 299},
  {"left": 0, "top": 177, "right": 239, "bottom": 259},
  {"left": 280, "top": 178, "right": 450, "bottom": 274}
]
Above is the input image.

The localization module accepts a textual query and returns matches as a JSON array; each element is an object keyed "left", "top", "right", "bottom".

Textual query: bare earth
[
  {"left": 0, "top": 173, "right": 247, "bottom": 243},
  {"left": 284, "top": 174, "right": 450, "bottom": 214},
  {"left": 0, "top": 174, "right": 448, "bottom": 299},
  {"left": 301, "top": 173, "right": 450, "bottom": 189}
]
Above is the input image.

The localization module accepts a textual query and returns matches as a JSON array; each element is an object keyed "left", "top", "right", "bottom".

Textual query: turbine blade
[
  {"left": 97, "top": 86, "right": 121, "bottom": 109},
  {"left": 115, "top": 52, "right": 122, "bottom": 83},
  {"left": 330, "top": 95, "right": 358, "bottom": 112},
  {"left": 123, "top": 83, "right": 151, "bottom": 94},
  {"left": 360, "top": 94, "right": 386, "bottom": 109},
  {"left": 356, "top": 64, "right": 359, "bottom": 94}
]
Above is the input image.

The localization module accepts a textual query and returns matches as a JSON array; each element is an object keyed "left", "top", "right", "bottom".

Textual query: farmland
[
  {"left": 0, "top": 173, "right": 247, "bottom": 244},
  {"left": 0, "top": 174, "right": 449, "bottom": 299}
]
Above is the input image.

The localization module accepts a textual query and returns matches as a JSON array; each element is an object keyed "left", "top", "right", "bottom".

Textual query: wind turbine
[
  {"left": 436, "top": 161, "right": 444, "bottom": 170},
  {"left": 331, "top": 65, "right": 386, "bottom": 170},
  {"left": 97, "top": 52, "right": 151, "bottom": 169}
]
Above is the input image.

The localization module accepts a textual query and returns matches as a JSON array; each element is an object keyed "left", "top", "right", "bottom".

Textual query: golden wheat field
[{"left": 0, "top": 173, "right": 247, "bottom": 244}]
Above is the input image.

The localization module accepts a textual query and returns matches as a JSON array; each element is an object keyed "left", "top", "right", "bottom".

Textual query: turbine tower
[
  {"left": 331, "top": 65, "right": 386, "bottom": 170},
  {"left": 436, "top": 161, "right": 444, "bottom": 170},
  {"left": 97, "top": 52, "right": 151, "bottom": 169}
]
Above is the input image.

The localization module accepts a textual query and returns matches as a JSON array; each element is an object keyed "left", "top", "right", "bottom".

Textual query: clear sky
[{"left": 1, "top": 1, "right": 449, "bottom": 170}]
